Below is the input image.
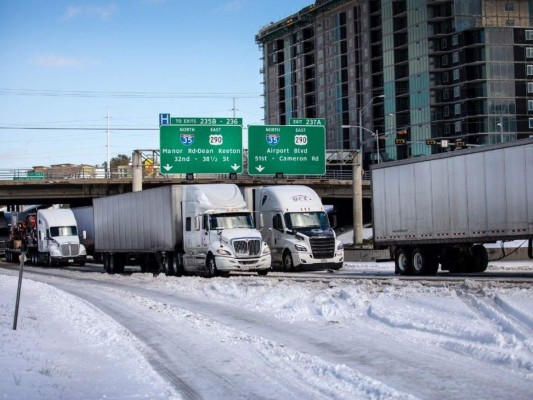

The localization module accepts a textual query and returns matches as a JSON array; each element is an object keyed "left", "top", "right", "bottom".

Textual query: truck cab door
[{"left": 269, "top": 213, "right": 284, "bottom": 263}]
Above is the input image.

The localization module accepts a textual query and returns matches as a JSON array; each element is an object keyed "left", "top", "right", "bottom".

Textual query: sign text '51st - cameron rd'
[
  {"left": 248, "top": 125, "right": 326, "bottom": 175},
  {"left": 160, "top": 124, "right": 243, "bottom": 174}
]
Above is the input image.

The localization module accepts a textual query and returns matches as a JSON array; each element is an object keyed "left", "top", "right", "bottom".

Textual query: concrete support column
[
  {"left": 132, "top": 151, "right": 143, "bottom": 192},
  {"left": 353, "top": 151, "right": 363, "bottom": 245}
]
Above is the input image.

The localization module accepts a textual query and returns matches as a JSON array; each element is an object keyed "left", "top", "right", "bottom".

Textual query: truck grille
[
  {"left": 60, "top": 243, "right": 80, "bottom": 256},
  {"left": 233, "top": 239, "right": 261, "bottom": 256},
  {"left": 310, "top": 237, "right": 335, "bottom": 259}
]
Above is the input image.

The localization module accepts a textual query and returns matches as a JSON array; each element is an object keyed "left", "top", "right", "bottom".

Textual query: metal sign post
[{"left": 13, "top": 252, "right": 26, "bottom": 330}]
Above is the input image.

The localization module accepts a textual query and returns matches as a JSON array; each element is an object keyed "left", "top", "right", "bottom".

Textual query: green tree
[{"left": 104, "top": 154, "right": 130, "bottom": 170}]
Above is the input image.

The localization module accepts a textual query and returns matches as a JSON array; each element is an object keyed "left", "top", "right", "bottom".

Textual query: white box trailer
[
  {"left": 371, "top": 138, "right": 533, "bottom": 275},
  {"left": 94, "top": 184, "right": 271, "bottom": 276},
  {"left": 71, "top": 206, "right": 102, "bottom": 263}
]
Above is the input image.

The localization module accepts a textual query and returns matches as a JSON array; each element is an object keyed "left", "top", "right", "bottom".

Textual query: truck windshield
[
  {"left": 284, "top": 212, "right": 330, "bottom": 230},
  {"left": 209, "top": 213, "right": 255, "bottom": 230},
  {"left": 49, "top": 226, "right": 78, "bottom": 237}
]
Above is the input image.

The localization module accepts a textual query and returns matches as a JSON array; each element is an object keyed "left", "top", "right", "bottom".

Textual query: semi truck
[
  {"left": 5, "top": 207, "right": 87, "bottom": 266},
  {"left": 94, "top": 184, "right": 271, "bottom": 276},
  {"left": 371, "top": 138, "right": 533, "bottom": 275},
  {"left": 243, "top": 185, "right": 344, "bottom": 271}
]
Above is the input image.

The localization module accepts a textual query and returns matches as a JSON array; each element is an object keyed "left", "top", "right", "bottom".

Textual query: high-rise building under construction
[{"left": 256, "top": 0, "right": 533, "bottom": 166}]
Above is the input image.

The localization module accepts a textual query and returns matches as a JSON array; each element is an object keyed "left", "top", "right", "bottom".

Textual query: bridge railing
[{"left": 0, "top": 168, "right": 371, "bottom": 182}]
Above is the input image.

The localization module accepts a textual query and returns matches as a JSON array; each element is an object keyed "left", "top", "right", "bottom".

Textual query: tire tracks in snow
[{"left": 452, "top": 289, "right": 533, "bottom": 377}]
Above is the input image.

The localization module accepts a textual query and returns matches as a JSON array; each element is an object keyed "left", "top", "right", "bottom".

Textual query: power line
[
  {"left": 0, "top": 126, "right": 158, "bottom": 131},
  {"left": 0, "top": 88, "right": 262, "bottom": 99}
]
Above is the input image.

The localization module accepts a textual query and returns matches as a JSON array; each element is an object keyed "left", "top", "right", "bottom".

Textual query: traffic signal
[
  {"left": 395, "top": 138, "right": 406, "bottom": 145},
  {"left": 425, "top": 139, "right": 437, "bottom": 145},
  {"left": 455, "top": 141, "right": 465, "bottom": 147}
]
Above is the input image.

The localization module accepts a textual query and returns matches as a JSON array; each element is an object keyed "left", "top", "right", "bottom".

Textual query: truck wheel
[
  {"left": 163, "top": 253, "right": 175, "bottom": 276},
  {"left": 173, "top": 254, "right": 185, "bottom": 277},
  {"left": 257, "top": 270, "right": 269, "bottom": 276},
  {"left": 282, "top": 250, "right": 294, "bottom": 271},
  {"left": 395, "top": 247, "right": 412, "bottom": 275},
  {"left": 205, "top": 254, "right": 217, "bottom": 278},
  {"left": 412, "top": 247, "right": 438, "bottom": 275},
  {"left": 470, "top": 245, "right": 488, "bottom": 273}
]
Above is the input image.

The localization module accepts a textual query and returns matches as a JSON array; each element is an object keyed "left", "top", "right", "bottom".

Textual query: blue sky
[{"left": 0, "top": 0, "right": 312, "bottom": 168}]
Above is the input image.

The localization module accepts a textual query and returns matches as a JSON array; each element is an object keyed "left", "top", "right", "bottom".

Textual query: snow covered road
[{"left": 1, "top": 262, "right": 533, "bottom": 399}]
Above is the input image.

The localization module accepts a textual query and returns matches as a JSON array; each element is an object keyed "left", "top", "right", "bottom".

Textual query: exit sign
[{"left": 247, "top": 125, "right": 325, "bottom": 175}]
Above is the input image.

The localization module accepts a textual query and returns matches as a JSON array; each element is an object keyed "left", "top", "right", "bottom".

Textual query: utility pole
[{"left": 106, "top": 108, "right": 110, "bottom": 178}]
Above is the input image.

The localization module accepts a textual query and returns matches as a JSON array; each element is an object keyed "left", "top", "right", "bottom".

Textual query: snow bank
[{"left": 0, "top": 275, "right": 180, "bottom": 399}]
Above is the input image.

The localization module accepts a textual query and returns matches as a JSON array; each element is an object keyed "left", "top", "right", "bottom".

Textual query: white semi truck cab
[
  {"left": 181, "top": 185, "right": 271, "bottom": 276},
  {"left": 244, "top": 185, "right": 344, "bottom": 271},
  {"left": 36, "top": 208, "right": 87, "bottom": 266}
]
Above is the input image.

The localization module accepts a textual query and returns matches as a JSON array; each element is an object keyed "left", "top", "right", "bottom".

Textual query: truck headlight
[
  {"left": 262, "top": 243, "right": 271, "bottom": 255},
  {"left": 294, "top": 244, "right": 308, "bottom": 252},
  {"left": 216, "top": 248, "right": 232, "bottom": 256},
  {"left": 50, "top": 246, "right": 61, "bottom": 256},
  {"left": 337, "top": 242, "right": 344, "bottom": 250}
]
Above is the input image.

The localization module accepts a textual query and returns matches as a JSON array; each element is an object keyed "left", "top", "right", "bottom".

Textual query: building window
[
  {"left": 442, "top": 55, "right": 448, "bottom": 66},
  {"left": 528, "top": 82, "right": 533, "bottom": 93},
  {"left": 452, "top": 35, "right": 459, "bottom": 46},
  {"left": 528, "top": 65, "right": 533, "bottom": 75},
  {"left": 527, "top": 31, "right": 533, "bottom": 40},
  {"left": 441, "top": 38, "right": 448, "bottom": 49},
  {"left": 444, "top": 106, "right": 450, "bottom": 117},
  {"left": 443, "top": 90, "right": 449, "bottom": 100},
  {"left": 529, "top": 118, "right": 533, "bottom": 128},
  {"left": 454, "top": 86, "right": 460, "bottom": 98},
  {"left": 506, "top": 20, "right": 515, "bottom": 26},
  {"left": 527, "top": 48, "right": 533, "bottom": 58},
  {"left": 455, "top": 121, "right": 461, "bottom": 132},
  {"left": 443, "top": 72, "right": 449, "bottom": 83},
  {"left": 453, "top": 69, "right": 460, "bottom": 81},
  {"left": 505, "top": 2, "right": 514, "bottom": 12},
  {"left": 452, "top": 51, "right": 459, "bottom": 64},
  {"left": 528, "top": 100, "right": 533, "bottom": 111},
  {"left": 454, "top": 103, "right": 461, "bottom": 115}
]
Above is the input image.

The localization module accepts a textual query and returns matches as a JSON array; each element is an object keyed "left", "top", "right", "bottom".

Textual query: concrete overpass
[{"left": 0, "top": 175, "right": 371, "bottom": 206}]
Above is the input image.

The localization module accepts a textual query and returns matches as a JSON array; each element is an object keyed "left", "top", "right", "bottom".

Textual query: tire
[
  {"left": 163, "top": 252, "right": 175, "bottom": 276},
  {"left": 205, "top": 254, "right": 217, "bottom": 278},
  {"left": 173, "top": 253, "right": 185, "bottom": 277},
  {"left": 469, "top": 245, "right": 488, "bottom": 273},
  {"left": 412, "top": 247, "right": 438, "bottom": 276},
  {"left": 282, "top": 250, "right": 295, "bottom": 271},
  {"left": 103, "top": 253, "right": 110, "bottom": 273},
  {"left": 257, "top": 270, "right": 269, "bottom": 276},
  {"left": 107, "top": 254, "right": 116, "bottom": 274},
  {"left": 395, "top": 247, "right": 412, "bottom": 275}
]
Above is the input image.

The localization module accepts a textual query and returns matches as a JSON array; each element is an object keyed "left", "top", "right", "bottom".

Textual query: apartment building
[{"left": 256, "top": 0, "right": 533, "bottom": 166}]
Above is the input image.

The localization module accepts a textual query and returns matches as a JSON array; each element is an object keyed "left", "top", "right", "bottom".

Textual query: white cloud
[
  {"left": 62, "top": 3, "right": 117, "bottom": 21},
  {"left": 29, "top": 54, "right": 87, "bottom": 68}
]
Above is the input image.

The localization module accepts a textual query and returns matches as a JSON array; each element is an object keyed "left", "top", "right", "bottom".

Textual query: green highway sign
[
  {"left": 170, "top": 117, "right": 242, "bottom": 126},
  {"left": 160, "top": 125, "right": 243, "bottom": 174},
  {"left": 289, "top": 118, "right": 326, "bottom": 126},
  {"left": 14, "top": 171, "right": 44, "bottom": 181},
  {"left": 248, "top": 125, "right": 325, "bottom": 175}
]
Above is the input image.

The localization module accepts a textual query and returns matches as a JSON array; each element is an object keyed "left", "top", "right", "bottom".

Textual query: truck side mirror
[
  {"left": 82, "top": 230, "right": 87, "bottom": 240},
  {"left": 258, "top": 213, "right": 264, "bottom": 229},
  {"left": 330, "top": 215, "right": 338, "bottom": 229}
]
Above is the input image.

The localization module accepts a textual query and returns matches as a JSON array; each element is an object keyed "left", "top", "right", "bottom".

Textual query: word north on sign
[
  {"left": 160, "top": 125, "right": 242, "bottom": 174},
  {"left": 247, "top": 125, "right": 325, "bottom": 175}
]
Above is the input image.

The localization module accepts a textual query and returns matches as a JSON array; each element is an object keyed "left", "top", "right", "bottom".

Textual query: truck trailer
[
  {"left": 94, "top": 184, "right": 271, "bottom": 276},
  {"left": 5, "top": 208, "right": 87, "bottom": 266},
  {"left": 243, "top": 185, "right": 344, "bottom": 271},
  {"left": 72, "top": 206, "right": 102, "bottom": 263},
  {"left": 371, "top": 138, "right": 533, "bottom": 275}
]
